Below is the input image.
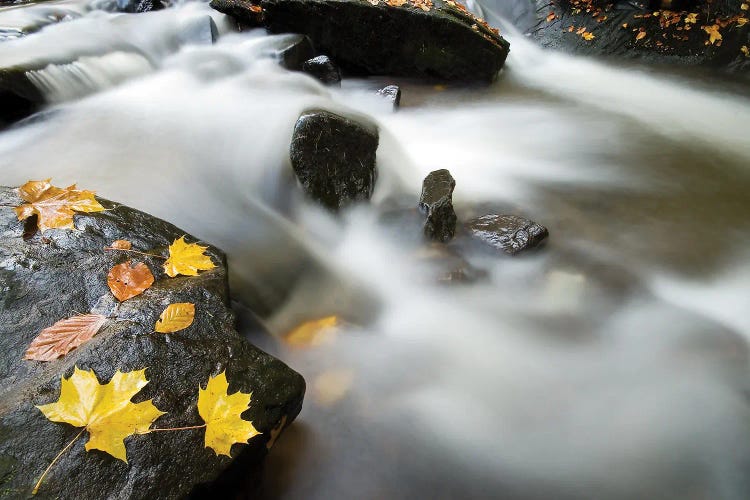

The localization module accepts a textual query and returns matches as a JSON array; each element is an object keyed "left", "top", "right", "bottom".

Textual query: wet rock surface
[
  {"left": 465, "top": 214, "right": 549, "bottom": 255},
  {"left": 420, "top": 169, "right": 457, "bottom": 242},
  {"left": 0, "top": 187, "right": 305, "bottom": 499},
  {"left": 376, "top": 84, "right": 401, "bottom": 108},
  {"left": 209, "top": 0, "right": 265, "bottom": 27},
  {"left": 277, "top": 35, "right": 316, "bottom": 70},
  {"left": 484, "top": 0, "right": 750, "bottom": 71},
  {"left": 290, "top": 110, "right": 379, "bottom": 210},
  {"left": 216, "top": 0, "right": 510, "bottom": 81},
  {"left": 301, "top": 55, "right": 342, "bottom": 85}
]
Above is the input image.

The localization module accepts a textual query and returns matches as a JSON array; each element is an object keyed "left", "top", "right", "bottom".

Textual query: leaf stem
[
  {"left": 103, "top": 247, "right": 167, "bottom": 260},
  {"left": 141, "top": 423, "right": 206, "bottom": 433},
  {"left": 33, "top": 428, "right": 85, "bottom": 495}
]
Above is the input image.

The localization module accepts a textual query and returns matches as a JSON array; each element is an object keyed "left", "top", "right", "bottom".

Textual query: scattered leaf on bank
[
  {"left": 25, "top": 314, "right": 107, "bottom": 362},
  {"left": 685, "top": 13, "right": 698, "bottom": 24},
  {"left": 108, "top": 261, "right": 155, "bottom": 301},
  {"left": 163, "top": 236, "right": 216, "bottom": 278},
  {"left": 386, "top": 0, "right": 406, "bottom": 6},
  {"left": 742, "top": 3, "right": 748, "bottom": 11},
  {"left": 546, "top": 12, "right": 556, "bottom": 23},
  {"left": 703, "top": 24, "right": 722, "bottom": 45},
  {"left": 197, "top": 371, "right": 260, "bottom": 457},
  {"left": 742, "top": 45, "right": 750, "bottom": 56},
  {"left": 109, "top": 239, "right": 132, "bottom": 250},
  {"left": 37, "top": 367, "right": 165, "bottom": 461},
  {"left": 14, "top": 179, "right": 105, "bottom": 232},
  {"left": 636, "top": 30, "right": 647, "bottom": 40},
  {"left": 283, "top": 315, "right": 339, "bottom": 348},
  {"left": 155, "top": 303, "right": 195, "bottom": 333},
  {"left": 582, "top": 31, "right": 595, "bottom": 40}
]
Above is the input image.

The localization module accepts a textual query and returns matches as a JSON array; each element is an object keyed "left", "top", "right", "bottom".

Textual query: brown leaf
[
  {"left": 109, "top": 240, "right": 132, "bottom": 250},
  {"left": 546, "top": 12, "right": 556, "bottom": 23},
  {"left": 107, "top": 261, "right": 154, "bottom": 301},
  {"left": 25, "top": 314, "right": 107, "bottom": 361}
]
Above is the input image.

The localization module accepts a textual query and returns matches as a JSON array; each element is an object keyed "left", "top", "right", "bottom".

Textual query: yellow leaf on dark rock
[
  {"left": 14, "top": 179, "right": 105, "bottom": 232},
  {"left": 163, "top": 236, "right": 216, "bottom": 278},
  {"left": 155, "top": 303, "right": 195, "bottom": 333}
]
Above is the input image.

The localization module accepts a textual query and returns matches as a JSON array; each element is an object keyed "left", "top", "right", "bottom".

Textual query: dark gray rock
[
  {"left": 209, "top": 0, "right": 264, "bottom": 28},
  {"left": 465, "top": 214, "right": 548, "bottom": 255},
  {"left": 231, "top": 0, "right": 510, "bottom": 82},
  {"left": 290, "top": 110, "right": 379, "bottom": 210},
  {"left": 0, "top": 186, "right": 305, "bottom": 499},
  {"left": 419, "top": 169, "right": 457, "bottom": 243},
  {"left": 0, "top": 70, "right": 45, "bottom": 129},
  {"left": 376, "top": 85, "right": 401, "bottom": 109},
  {"left": 278, "top": 35, "right": 316, "bottom": 70},
  {"left": 301, "top": 55, "right": 341, "bottom": 85}
]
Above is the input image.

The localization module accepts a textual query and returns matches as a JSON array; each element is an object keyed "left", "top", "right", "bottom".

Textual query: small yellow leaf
[
  {"left": 37, "top": 367, "right": 164, "bottom": 462},
  {"left": 198, "top": 371, "right": 260, "bottom": 457},
  {"left": 737, "top": 17, "right": 748, "bottom": 27},
  {"left": 742, "top": 45, "right": 750, "bottom": 57},
  {"left": 636, "top": 30, "right": 647, "bottom": 40},
  {"left": 703, "top": 24, "right": 722, "bottom": 45},
  {"left": 163, "top": 236, "right": 216, "bottom": 278},
  {"left": 155, "top": 303, "right": 195, "bottom": 333},
  {"left": 742, "top": 3, "right": 748, "bottom": 11},
  {"left": 685, "top": 13, "right": 697, "bottom": 24},
  {"left": 582, "top": 31, "right": 595, "bottom": 40},
  {"left": 14, "top": 179, "right": 105, "bottom": 232}
]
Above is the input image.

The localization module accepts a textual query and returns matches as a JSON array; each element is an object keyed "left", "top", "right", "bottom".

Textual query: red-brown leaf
[
  {"left": 25, "top": 314, "right": 107, "bottom": 361},
  {"left": 107, "top": 261, "right": 154, "bottom": 301}
]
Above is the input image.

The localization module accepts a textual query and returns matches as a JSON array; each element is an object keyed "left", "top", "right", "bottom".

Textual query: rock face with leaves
[{"left": 0, "top": 185, "right": 305, "bottom": 499}]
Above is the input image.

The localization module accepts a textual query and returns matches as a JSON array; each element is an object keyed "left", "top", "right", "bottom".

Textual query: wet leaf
[
  {"left": 582, "top": 31, "right": 595, "bottom": 40},
  {"left": 25, "top": 314, "right": 107, "bottom": 361},
  {"left": 198, "top": 371, "right": 260, "bottom": 457},
  {"left": 703, "top": 24, "right": 722, "bottom": 45},
  {"left": 14, "top": 179, "right": 105, "bottom": 232},
  {"left": 163, "top": 236, "right": 216, "bottom": 278},
  {"left": 155, "top": 303, "right": 195, "bottom": 333},
  {"left": 109, "top": 239, "right": 132, "bottom": 250},
  {"left": 685, "top": 13, "right": 698, "bottom": 24},
  {"left": 37, "top": 367, "right": 164, "bottom": 461},
  {"left": 546, "top": 12, "right": 556, "bottom": 22},
  {"left": 283, "top": 315, "right": 339, "bottom": 348},
  {"left": 107, "top": 261, "right": 154, "bottom": 301},
  {"left": 636, "top": 30, "right": 647, "bottom": 40}
]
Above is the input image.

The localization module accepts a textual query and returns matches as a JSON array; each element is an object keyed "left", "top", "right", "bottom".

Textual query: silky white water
[{"left": 1, "top": 2, "right": 750, "bottom": 498}]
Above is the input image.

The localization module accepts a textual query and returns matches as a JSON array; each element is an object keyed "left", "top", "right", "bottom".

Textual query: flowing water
[{"left": 2, "top": 1, "right": 750, "bottom": 498}]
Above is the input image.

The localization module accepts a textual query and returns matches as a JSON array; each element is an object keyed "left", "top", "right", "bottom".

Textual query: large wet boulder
[
  {"left": 483, "top": 0, "right": 750, "bottom": 71},
  {"left": 217, "top": 0, "right": 510, "bottom": 81},
  {"left": 465, "top": 214, "right": 548, "bottom": 255},
  {"left": 419, "top": 169, "right": 457, "bottom": 242},
  {"left": 0, "top": 186, "right": 305, "bottom": 499},
  {"left": 290, "top": 110, "right": 379, "bottom": 210}
]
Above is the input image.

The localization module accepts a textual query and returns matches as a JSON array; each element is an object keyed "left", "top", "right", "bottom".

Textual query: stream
[{"left": 2, "top": 1, "right": 750, "bottom": 498}]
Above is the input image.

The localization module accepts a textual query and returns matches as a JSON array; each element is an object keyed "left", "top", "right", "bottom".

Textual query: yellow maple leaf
[
  {"left": 685, "top": 13, "right": 698, "bottom": 24},
  {"left": 582, "top": 31, "right": 595, "bottom": 40},
  {"left": 704, "top": 24, "right": 722, "bottom": 45},
  {"left": 742, "top": 45, "right": 750, "bottom": 57},
  {"left": 155, "top": 303, "right": 195, "bottom": 333},
  {"left": 163, "top": 236, "right": 216, "bottom": 277},
  {"left": 37, "top": 367, "right": 164, "bottom": 462},
  {"left": 15, "top": 179, "right": 105, "bottom": 232},
  {"left": 742, "top": 3, "right": 749, "bottom": 11},
  {"left": 197, "top": 371, "right": 260, "bottom": 457}
]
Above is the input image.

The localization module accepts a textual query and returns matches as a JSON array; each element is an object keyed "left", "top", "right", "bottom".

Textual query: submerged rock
[
  {"left": 419, "top": 169, "right": 457, "bottom": 242},
  {"left": 465, "top": 214, "right": 548, "bottom": 255},
  {"left": 376, "top": 84, "right": 401, "bottom": 109},
  {"left": 290, "top": 110, "right": 379, "bottom": 210},
  {"left": 226, "top": 0, "right": 510, "bottom": 81},
  {"left": 0, "top": 186, "right": 305, "bottom": 499},
  {"left": 301, "top": 55, "right": 342, "bottom": 85}
]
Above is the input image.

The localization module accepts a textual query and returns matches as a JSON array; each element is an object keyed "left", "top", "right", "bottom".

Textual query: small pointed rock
[{"left": 302, "top": 55, "right": 342, "bottom": 86}]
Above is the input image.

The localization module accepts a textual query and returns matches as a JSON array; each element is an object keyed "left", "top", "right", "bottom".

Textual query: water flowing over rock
[
  {"left": 419, "top": 169, "right": 457, "bottom": 242},
  {"left": 301, "top": 55, "right": 342, "bottom": 85},
  {"left": 0, "top": 187, "right": 305, "bottom": 499},
  {"left": 218, "top": 0, "right": 510, "bottom": 81},
  {"left": 277, "top": 35, "right": 316, "bottom": 70},
  {"left": 465, "top": 214, "right": 548, "bottom": 255},
  {"left": 376, "top": 84, "right": 401, "bottom": 108},
  {"left": 290, "top": 110, "right": 379, "bottom": 210}
]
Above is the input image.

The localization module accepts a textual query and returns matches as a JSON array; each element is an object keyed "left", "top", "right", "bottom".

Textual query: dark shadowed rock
[
  {"left": 115, "top": 0, "right": 164, "bottom": 13},
  {"left": 209, "top": 0, "right": 264, "bottom": 28},
  {"left": 301, "top": 55, "right": 342, "bottom": 85},
  {"left": 465, "top": 214, "right": 548, "bottom": 255},
  {"left": 376, "top": 85, "right": 401, "bottom": 109},
  {"left": 420, "top": 169, "right": 457, "bottom": 242},
  {"left": 277, "top": 35, "right": 316, "bottom": 70},
  {"left": 0, "top": 187, "right": 305, "bottom": 499},
  {"left": 290, "top": 110, "right": 379, "bottom": 210},
  {"left": 0, "top": 70, "right": 45, "bottom": 129},
  {"left": 254, "top": 0, "right": 509, "bottom": 81}
]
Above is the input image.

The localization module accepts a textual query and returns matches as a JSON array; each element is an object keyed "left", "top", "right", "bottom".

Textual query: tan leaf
[
  {"left": 25, "top": 314, "right": 107, "bottom": 361},
  {"left": 109, "top": 239, "right": 132, "bottom": 250},
  {"left": 107, "top": 261, "right": 154, "bottom": 301},
  {"left": 14, "top": 179, "right": 105, "bottom": 232},
  {"left": 636, "top": 30, "right": 647, "bottom": 40},
  {"left": 155, "top": 303, "right": 195, "bottom": 333},
  {"left": 703, "top": 24, "right": 722, "bottom": 45}
]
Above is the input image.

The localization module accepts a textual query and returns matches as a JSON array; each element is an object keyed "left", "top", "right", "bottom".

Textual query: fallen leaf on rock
[
  {"left": 198, "top": 371, "right": 260, "bottom": 457},
  {"left": 25, "top": 314, "right": 107, "bottom": 361},
  {"left": 703, "top": 24, "right": 722, "bottom": 45},
  {"left": 155, "top": 303, "right": 195, "bottom": 333},
  {"left": 742, "top": 45, "right": 750, "bottom": 56},
  {"left": 546, "top": 12, "right": 556, "bottom": 23},
  {"left": 742, "top": 3, "right": 748, "bottom": 11},
  {"left": 108, "top": 261, "right": 154, "bottom": 301},
  {"left": 386, "top": 0, "right": 406, "bottom": 6},
  {"left": 109, "top": 239, "right": 132, "bottom": 250},
  {"left": 163, "top": 236, "right": 216, "bottom": 278},
  {"left": 37, "top": 367, "right": 165, "bottom": 461},
  {"left": 582, "top": 31, "right": 595, "bottom": 40},
  {"left": 14, "top": 179, "right": 105, "bottom": 232},
  {"left": 636, "top": 30, "right": 647, "bottom": 40}
]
